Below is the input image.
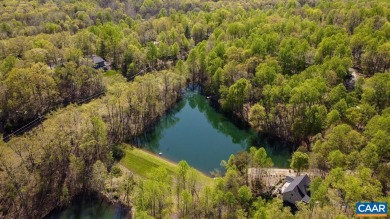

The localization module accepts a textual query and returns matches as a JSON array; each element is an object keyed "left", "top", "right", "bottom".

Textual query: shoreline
[
  {"left": 120, "top": 146, "right": 214, "bottom": 185},
  {"left": 43, "top": 191, "right": 133, "bottom": 219},
  {"left": 136, "top": 146, "right": 213, "bottom": 177}
]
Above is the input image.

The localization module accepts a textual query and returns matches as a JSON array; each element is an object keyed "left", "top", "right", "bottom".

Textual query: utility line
[
  {"left": 3, "top": 65, "right": 157, "bottom": 141},
  {"left": 2, "top": 91, "right": 105, "bottom": 141},
  {"left": 128, "top": 66, "right": 152, "bottom": 80}
]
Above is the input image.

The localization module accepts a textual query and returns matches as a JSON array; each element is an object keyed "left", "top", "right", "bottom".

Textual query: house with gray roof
[
  {"left": 280, "top": 174, "right": 311, "bottom": 205},
  {"left": 91, "top": 55, "right": 111, "bottom": 70}
]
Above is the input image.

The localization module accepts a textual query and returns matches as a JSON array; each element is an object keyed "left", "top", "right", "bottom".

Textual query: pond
[
  {"left": 45, "top": 194, "right": 129, "bottom": 219},
  {"left": 137, "top": 88, "right": 291, "bottom": 174}
]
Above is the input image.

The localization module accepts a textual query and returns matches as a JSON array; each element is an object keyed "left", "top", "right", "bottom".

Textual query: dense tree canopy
[{"left": 0, "top": 0, "right": 389, "bottom": 218}]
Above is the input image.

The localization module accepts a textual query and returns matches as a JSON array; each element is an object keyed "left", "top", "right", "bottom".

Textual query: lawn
[
  {"left": 120, "top": 147, "right": 177, "bottom": 176},
  {"left": 120, "top": 146, "right": 214, "bottom": 185},
  {"left": 103, "top": 70, "right": 120, "bottom": 77}
]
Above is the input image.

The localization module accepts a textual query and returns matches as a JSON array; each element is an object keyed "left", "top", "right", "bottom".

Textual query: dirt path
[{"left": 248, "top": 167, "right": 322, "bottom": 192}]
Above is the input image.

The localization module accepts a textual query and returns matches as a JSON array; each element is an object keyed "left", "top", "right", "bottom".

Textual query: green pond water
[
  {"left": 138, "top": 89, "right": 291, "bottom": 174},
  {"left": 45, "top": 195, "right": 129, "bottom": 219}
]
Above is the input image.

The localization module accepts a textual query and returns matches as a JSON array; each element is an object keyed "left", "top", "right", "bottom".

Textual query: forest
[{"left": 0, "top": 0, "right": 389, "bottom": 218}]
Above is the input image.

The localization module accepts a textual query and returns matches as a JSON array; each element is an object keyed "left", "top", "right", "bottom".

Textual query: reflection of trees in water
[
  {"left": 187, "top": 93, "right": 198, "bottom": 109},
  {"left": 136, "top": 100, "right": 186, "bottom": 152},
  {"left": 136, "top": 89, "right": 292, "bottom": 168},
  {"left": 188, "top": 90, "right": 292, "bottom": 167},
  {"left": 185, "top": 89, "right": 258, "bottom": 147},
  {"left": 48, "top": 193, "right": 128, "bottom": 218},
  {"left": 187, "top": 85, "right": 203, "bottom": 109},
  {"left": 249, "top": 133, "right": 292, "bottom": 168},
  {"left": 191, "top": 92, "right": 252, "bottom": 146}
]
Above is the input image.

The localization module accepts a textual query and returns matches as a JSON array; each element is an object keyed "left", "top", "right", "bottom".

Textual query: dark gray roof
[
  {"left": 91, "top": 55, "right": 105, "bottom": 64},
  {"left": 286, "top": 176, "right": 295, "bottom": 183},
  {"left": 283, "top": 175, "right": 309, "bottom": 193},
  {"left": 302, "top": 195, "right": 310, "bottom": 203}
]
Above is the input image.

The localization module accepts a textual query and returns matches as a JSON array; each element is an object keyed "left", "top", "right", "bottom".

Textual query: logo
[{"left": 356, "top": 202, "right": 388, "bottom": 218}]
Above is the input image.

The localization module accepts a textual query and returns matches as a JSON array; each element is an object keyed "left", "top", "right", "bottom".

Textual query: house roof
[
  {"left": 280, "top": 182, "right": 291, "bottom": 193},
  {"left": 282, "top": 175, "right": 309, "bottom": 193},
  {"left": 286, "top": 176, "right": 295, "bottom": 183},
  {"left": 91, "top": 55, "right": 105, "bottom": 64},
  {"left": 302, "top": 195, "right": 310, "bottom": 203}
]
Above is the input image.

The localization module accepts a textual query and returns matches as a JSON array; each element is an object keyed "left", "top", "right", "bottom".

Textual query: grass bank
[{"left": 120, "top": 145, "right": 214, "bottom": 185}]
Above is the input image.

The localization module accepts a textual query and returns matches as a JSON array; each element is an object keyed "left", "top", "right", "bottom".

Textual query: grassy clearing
[
  {"left": 120, "top": 147, "right": 177, "bottom": 176},
  {"left": 103, "top": 70, "right": 120, "bottom": 77},
  {"left": 120, "top": 146, "right": 214, "bottom": 185}
]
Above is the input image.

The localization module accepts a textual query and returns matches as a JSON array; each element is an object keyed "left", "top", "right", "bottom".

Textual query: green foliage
[
  {"left": 249, "top": 104, "right": 266, "bottom": 132},
  {"left": 4, "top": 64, "right": 59, "bottom": 123},
  {"left": 326, "top": 109, "right": 341, "bottom": 127},
  {"left": 0, "top": 56, "right": 17, "bottom": 79},
  {"left": 238, "top": 185, "right": 252, "bottom": 213},
  {"left": 290, "top": 152, "right": 309, "bottom": 174},
  {"left": 135, "top": 167, "right": 173, "bottom": 218},
  {"left": 253, "top": 60, "right": 281, "bottom": 87},
  {"left": 112, "top": 145, "right": 125, "bottom": 161},
  {"left": 91, "top": 160, "right": 108, "bottom": 191},
  {"left": 362, "top": 72, "right": 390, "bottom": 111},
  {"left": 221, "top": 78, "right": 251, "bottom": 113},
  {"left": 279, "top": 37, "right": 311, "bottom": 74},
  {"left": 0, "top": 0, "right": 389, "bottom": 218},
  {"left": 328, "top": 150, "right": 346, "bottom": 169},
  {"left": 250, "top": 147, "right": 273, "bottom": 168},
  {"left": 365, "top": 112, "right": 390, "bottom": 160},
  {"left": 111, "top": 166, "right": 122, "bottom": 177}
]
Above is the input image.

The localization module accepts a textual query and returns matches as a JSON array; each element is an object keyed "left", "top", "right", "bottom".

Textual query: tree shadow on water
[{"left": 135, "top": 98, "right": 186, "bottom": 152}]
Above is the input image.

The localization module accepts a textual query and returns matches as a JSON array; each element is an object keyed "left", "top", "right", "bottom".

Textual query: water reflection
[
  {"left": 139, "top": 100, "right": 185, "bottom": 151},
  {"left": 45, "top": 194, "right": 129, "bottom": 219},
  {"left": 136, "top": 89, "right": 291, "bottom": 173}
]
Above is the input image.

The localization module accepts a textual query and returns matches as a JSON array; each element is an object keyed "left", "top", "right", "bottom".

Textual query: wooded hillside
[{"left": 0, "top": 0, "right": 389, "bottom": 218}]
